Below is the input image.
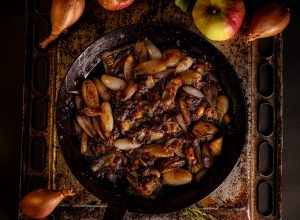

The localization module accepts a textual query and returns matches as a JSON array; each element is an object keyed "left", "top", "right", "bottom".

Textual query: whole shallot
[
  {"left": 20, "top": 188, "right": 74, "bottom": 218},
  {"left": 247, "top": 3, "right": 290, "bottom": 41},
  {"left": 40, "top": 0, "right": 85, "bottom": 49}
]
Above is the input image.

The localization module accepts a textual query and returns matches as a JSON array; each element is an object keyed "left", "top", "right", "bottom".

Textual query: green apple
[{"left": 192, "top": 0, "right": 245, "bottom": 41}]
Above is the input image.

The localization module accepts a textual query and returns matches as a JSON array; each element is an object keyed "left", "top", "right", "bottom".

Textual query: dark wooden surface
[
  {"left": 0, "top": 1, "right": 25, "bottom": 219},
  {"left": 0, "top": 0, "right": 299, "bottom": 219},
  {"left": 282, "top": 0, "right": 300, "bottom": 219}
]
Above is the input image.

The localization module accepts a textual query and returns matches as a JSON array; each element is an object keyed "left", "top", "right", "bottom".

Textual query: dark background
[{"left": 0, "top": 0, "right": 299, "bottom": 219}]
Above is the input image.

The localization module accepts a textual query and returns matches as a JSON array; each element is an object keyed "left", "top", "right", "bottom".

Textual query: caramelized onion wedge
[
  {"left": 92, "top": 117, "right": 105, "bottom": 139},
  {"left": 124, "top": 83, "right": 137, "bottom": 101},
  {"left": 74, "top": 121, "right": 81, "bottom": 137},
  {"left": 149, "top": 131, "right": 164, "bottom": 141},
  {"left": 101, "top": 74, "right": 127, "bottom": 91},
  {"left": 216, "top": 95, "right": 229, "bottom": 122},
  {"left": 154, "top": 68, "right": 175, "bottom": 79},
  {"left": 209, "top": 136, "right": 223, "bottom": 156},
  {"left": 175, "top": 56, "right": 194, "bottom": 73},
  {"left": 203, "top": 84, "right": 218, "bottom": 109},
  {"left": 194, "top": 103, "right": 206, "bottom": 120},
  {"left": 93, "top": 78, "right": 110, "bottom": 101},
  {"left": 82, "top": 79, "right": 99, "bottom": 108},
  {"left": 134, "top": 41, "right": 147, "bottom": 63},
  {"left": 192, "top": 121, "right": 217, "bottom": 141},
  {"left": 76, "top": 115, "right": 96, "bottom": 137},
  {"left": 180, "top": 71, "right": 202, "bottom": 85},
  {"left": 75, "top": 95, "right": 83, "bottom": 111},
  {"left": 90, "top": 155, "right": 113, "bottom": 172},
  {"left": 182, "top": 86, "right": 204, "bottom": 98},
  {"left": 81, "top": 131, "right": 88, "bottom": 154},
  {"left": 176, "top": 113, "right": 188, "bottom": 132},
  {"left": 163, "top": 168, "right": 192, "bottom": 185},
  {"left": 113, "top": 138, "right": 141, "bottom": 150},
  {"left": 127, "top": 175, "right": 154, "bottom": 196},
  {"left": 179, "top": 99, "right": 191, "bottom": 126},
  {"left": 139, "top": 144, "right": 174, "bottom": 158},
  {"left": 99, "top": 102, "right": 114, "bottom": 132},
  {"left": 124, "top": 54, "right": 135, "bottom": 81},
  {"left": 202, "top": 143, "right": 214, "bottom": 168},
  {"left": 135, "top": 60, "right": 167, "bottom": 75},
  {"left": 162, "top": 78, "right": 182, "bottom": 103},
  {"left": 223, "top": 113, "right": 231, "bottom": 125},
  {"left": 162, "top": 49, "right": 182, "bottom": 67},
  {"left": 81, "top": 107, "right": 102, "bottom": 117},
  {"left": 145, "top": 38, "right": 162, "bottom": 60}
]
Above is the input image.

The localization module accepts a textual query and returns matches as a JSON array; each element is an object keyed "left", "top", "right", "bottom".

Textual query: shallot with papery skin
[
  {"left": 20, "top": 189, "right": 74, "bottom": 219},
  {"left": 247, "top": 3, "right": 290, "bottom": 41},
  {"left": 40, "top": 0, "right": 85, "bottom": 49}
]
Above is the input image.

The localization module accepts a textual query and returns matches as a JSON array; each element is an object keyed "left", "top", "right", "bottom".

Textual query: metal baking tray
[{"left": 20, "top": 0, "right": 282, "bottom": 219}]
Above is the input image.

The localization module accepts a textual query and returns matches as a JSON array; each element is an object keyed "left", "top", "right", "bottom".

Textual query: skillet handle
[{"left": 102, "top": 203, "right": 127, "bottom": 220}]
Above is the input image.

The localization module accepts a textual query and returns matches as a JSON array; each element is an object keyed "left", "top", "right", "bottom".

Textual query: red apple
[
  {"left": 98, "top": 0, "right": 134, "bottom": 11},
  {"left": 192, "top": 0, "right": 245, "bottom": 41}
]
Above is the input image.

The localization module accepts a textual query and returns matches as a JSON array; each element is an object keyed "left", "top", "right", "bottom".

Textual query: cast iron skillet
[{"left": 56, "top": 23, "right": 247, "bottom": 219}]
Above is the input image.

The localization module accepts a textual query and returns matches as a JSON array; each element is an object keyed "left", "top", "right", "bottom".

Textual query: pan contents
[{"left": 72, "top": 39, "right": 230, "bottom": 197}]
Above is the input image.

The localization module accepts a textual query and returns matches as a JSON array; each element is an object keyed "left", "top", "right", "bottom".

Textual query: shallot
[
  {"left": 76, "top": 115, "right": 97, "bottom": 137},
  {"left": 81, "top": 131, "right": 88, "bottom": 154},
  {"left": 40, "top": 0, "right": 85, "bottom": 49},
  {"left": 101, "top": 74, "right": 127, "bottom": 90},
  {"left": 176, "top": 113, "right": 188, "bottom": 132},
  {"left": 113, "top": 138, "right": 141, "bottom": 150},
  {"left": 82, "top": 79, "right": 99, "bottom": 108},
  {"left": 93, "top": 78, "right": 111, "bottom": 101},
  {"left": 182, "top": 86, "right": 204, "bottom": 98},
  {"left": 20, "top": 188, "right": 74, "bottom": 219},
  {"left": 99, "top": 102, "right": 114, "bottom": 132},
  {"left": 175, "top": 56, "right": 194, "bottom": 73},
  {"left": 124, "top": 83, "right": 137, "bottom": 101},
  {"left": 247, "top": 3, "right": 290, "bottom": 41},
  {"left": 162, "top": 168, "right": 192, "bottom": 186},
  {"left": 145, "top": 38, "right": 162, "bottom": 60}
]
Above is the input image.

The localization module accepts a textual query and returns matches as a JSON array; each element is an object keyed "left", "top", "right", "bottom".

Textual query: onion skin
[
  {"left": 40, "top": 0, "right": 85, "bottom": 48},
  {"left": 247, "top": 3, "right": 290, "bottom": 41},
  {"left": 20, "top": 189, "right": 74, "bottom": 219}
]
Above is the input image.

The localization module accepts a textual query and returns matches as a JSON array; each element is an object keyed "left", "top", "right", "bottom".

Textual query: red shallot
[{"left": 247, "top": 3, "right": 290, "bottom": 41}]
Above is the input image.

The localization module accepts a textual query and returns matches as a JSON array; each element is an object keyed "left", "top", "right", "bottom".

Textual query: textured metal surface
[{"left": 20, "top": 0, "right": 282, "bottom": 219}]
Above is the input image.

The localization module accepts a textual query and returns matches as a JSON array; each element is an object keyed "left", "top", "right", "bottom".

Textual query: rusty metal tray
[{"left": 20, "top": 0, "right": 282, "bottom": 219}]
